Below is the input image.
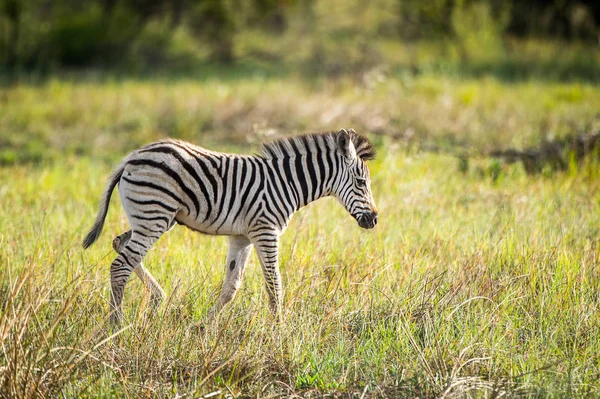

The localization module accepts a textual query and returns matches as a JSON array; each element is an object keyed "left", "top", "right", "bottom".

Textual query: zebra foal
[{"left": 83, "top": 129, "right": 378, "bottom": 325}]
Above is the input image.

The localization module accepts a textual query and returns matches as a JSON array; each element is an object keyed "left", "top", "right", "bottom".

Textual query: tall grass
[
  {"left": 1, "top": 74, "right": 599, "bottom": 166},
  {"left": 1, "top": 66, "right": 600, "bottom": 396},
  {"left": 1, "top": 132, "right": 600, "bottom": 396}
]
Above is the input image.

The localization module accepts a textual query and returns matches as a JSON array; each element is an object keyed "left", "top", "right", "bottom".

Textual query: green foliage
[
  {"left": 50, "top": 10, "right": 108, "bottom": 66},
  {"left": 1, "top": 0, "right": 599, "bottom": 76},
  {"left": 128, "top": 22, "right": 206, "bottom": 72},
  {"left": 486, "top": 158, "right": 503, "bottom": 182},
  {"left": 450, "top": 0, "right": 510, "bottom": 62},
  {"left": 397, "top": 0, "right": 453, "bottom": 39},
  {"left": 187, "top": 0, "right": 236, "bottom": 62}
]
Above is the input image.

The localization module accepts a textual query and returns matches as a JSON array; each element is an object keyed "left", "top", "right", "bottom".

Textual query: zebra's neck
[
  {"left": 262, "top": 152, "right": 335, "bottom": 214},
  {"left": 257, "top": 132, "right": 341, "bottom": 223}
]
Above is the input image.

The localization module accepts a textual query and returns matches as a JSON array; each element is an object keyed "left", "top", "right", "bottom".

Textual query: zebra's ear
[{"left": 336, "top": 129, "right": 356, "bottom": 160}]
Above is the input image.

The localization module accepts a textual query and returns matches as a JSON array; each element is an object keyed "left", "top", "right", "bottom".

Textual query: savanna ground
[{"left": 2, "top": 59, "right": 600, "bottom": 397}]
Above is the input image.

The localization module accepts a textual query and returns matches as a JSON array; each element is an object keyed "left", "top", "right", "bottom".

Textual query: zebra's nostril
[{"left": 373, "top": 215, "right": 378, "bottom": 225}]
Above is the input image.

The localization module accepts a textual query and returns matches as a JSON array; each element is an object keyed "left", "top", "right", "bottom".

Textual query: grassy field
[{"left": 1, "top": 72, "right": 600, "bottom": 397}]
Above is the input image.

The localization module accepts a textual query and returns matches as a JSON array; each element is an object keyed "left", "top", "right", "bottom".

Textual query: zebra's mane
[{"left": 259, "top": 131, "right": 376, "bottom": 161}]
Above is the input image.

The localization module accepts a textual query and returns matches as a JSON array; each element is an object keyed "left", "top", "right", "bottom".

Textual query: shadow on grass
[
  {"left": 2, "top": 51, "right": 600, "bottom": 86},
  {"left": 398, "top": 58, "right": 600, "bottom": 83},
  {"left": 0, "top": 59, "right": 293, "bottom": 87}
]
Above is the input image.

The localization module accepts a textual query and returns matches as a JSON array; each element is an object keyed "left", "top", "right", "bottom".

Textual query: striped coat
[{"left": 83, "top": 129, "right": 378, "bottom": 325}]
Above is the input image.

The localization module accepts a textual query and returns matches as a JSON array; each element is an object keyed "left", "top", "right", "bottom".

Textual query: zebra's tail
[{"left": 82, "top": 160, "right": 127, "bottom": 249}]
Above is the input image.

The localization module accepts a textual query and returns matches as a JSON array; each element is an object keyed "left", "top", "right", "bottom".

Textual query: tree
[
  {"left": 188, "top": 0, "right": 235, "bottom": 63},
  {"left": 1, "top": 0, "right": 22, "bottom": 69}
]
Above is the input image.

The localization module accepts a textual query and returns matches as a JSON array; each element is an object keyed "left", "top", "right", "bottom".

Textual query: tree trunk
[
  {"left": 103, "top": 0, "right": 118, "bottom": 16},
  {"left": 5, "top": 0, "right": 21, "bottom": 69},
  {"left": 171, "top": 0, "right": 184, "bottom": 28}
]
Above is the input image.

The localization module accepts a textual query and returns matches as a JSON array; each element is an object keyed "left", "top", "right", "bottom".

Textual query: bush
[
  {"left": 49, "top": 10, "right": 107, "bottom": 66},
  {"left": 129, "top": 21, "right": 205, "bottom": 72},
  {"left": 50, "top": 6, "right": 142, "bottom": 67},
  {"left": 301, "top": 0, "right": 390, "bottom": 76},
  {"left": 450, "top": 0, "right": 510, "bottom": 63}
]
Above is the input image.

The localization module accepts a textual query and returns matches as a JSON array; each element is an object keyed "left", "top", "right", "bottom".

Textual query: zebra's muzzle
[{"left": 357, "top": 211, "right": 378, "bottom": 229}]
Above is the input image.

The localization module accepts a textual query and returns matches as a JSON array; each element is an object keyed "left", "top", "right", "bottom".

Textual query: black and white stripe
[{"left": 83, "top": 128, "right": 378, "bottom": 324}]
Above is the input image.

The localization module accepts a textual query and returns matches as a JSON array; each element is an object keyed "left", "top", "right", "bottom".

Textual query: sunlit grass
[
  {"left": 1, "top": 71, "right": 599, "bottom": 396},
  {"left": 2, "top": 74, "right": 599, "bottom": 166},
  {"left": 1, "top": 139, "right": 599, "bottom": 396}
]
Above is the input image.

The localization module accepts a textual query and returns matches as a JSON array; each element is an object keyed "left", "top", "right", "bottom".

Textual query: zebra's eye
[{"left": 356, "top": 178, "right": 367, "bottom": 188}]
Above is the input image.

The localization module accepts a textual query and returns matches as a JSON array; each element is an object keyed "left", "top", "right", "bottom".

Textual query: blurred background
[
  {"left": 2, "top": 3, "right": 600, "bottom": 396},
  {"left": 1, "top": 0, "right": 599, "bottom": 76},
  {"left": 1, "top": 0, "right": 599, "bottom": 166}
]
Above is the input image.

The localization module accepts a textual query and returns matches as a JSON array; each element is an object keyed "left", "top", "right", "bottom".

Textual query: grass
[
  {"left": 1, "top": 71, "right": 600, "bottom": 397},
  {"left": 1, "top": 72, "right": 599, "bottom": 165}
]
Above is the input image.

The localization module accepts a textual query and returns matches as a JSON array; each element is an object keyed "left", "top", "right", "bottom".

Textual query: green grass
[
  {"left": 1, "top": 73, "right": 600, "bottom": 397},
  {"left": 2, "top": 73, "right": 599, "bottom": 166}
]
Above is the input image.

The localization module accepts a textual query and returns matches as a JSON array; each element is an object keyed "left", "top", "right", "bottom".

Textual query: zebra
[{"left": 82, "top": 128, "right": 378, "bottom": 325}]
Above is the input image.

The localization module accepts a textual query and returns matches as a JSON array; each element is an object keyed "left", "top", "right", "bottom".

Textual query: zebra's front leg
[
  {"left": 207, "top": 235, "right": 253, "bottom": 319},
  {"left": 250, "top": 230, "right": 283, "bottom": 318},
  {"left": 112, "top": 230, "right": 166, "bottom": 309}
]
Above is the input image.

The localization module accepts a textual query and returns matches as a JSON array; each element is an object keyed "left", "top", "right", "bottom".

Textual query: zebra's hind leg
[
  {"left": 109, "top": 230, "right": 162, "bottom": 326},
  {"left": 207, "top": 235, "right": 253, "bottom": 319},
  {"left": 112, "top": 230, "right": 132, "bottom": 253},
  {"left": 112, "top": 230, "right": 166, "bottom": 307}
]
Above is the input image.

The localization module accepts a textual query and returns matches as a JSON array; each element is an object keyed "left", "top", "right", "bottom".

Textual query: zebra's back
[{"left": 119, "top": 139, "right": 265, "bottom": 236}]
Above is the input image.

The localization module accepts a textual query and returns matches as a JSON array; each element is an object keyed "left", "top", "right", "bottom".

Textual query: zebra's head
[{"left": 333, "top": 129, "right": 378, "bottom": 229}]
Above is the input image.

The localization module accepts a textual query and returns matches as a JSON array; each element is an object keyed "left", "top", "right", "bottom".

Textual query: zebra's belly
[{"left": 175, "top": 211, "right": 245, "bottom": 236}]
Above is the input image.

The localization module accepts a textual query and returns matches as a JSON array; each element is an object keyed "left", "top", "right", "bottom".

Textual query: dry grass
[
  {"left": 1, "top": 74, "right": 600, "bottom": 397},
  {"left": 1, "top": 74, "right": 599, "bottom": 165}
]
